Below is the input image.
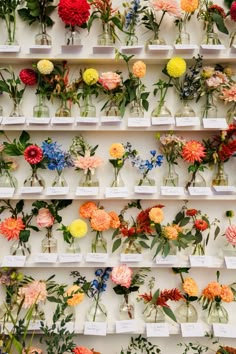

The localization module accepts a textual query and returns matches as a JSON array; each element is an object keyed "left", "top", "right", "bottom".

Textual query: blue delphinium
[
  {"left": 131, "top": 150, "right": 163, "bottom": 186},
  {"left": 124, "top": 0, "right": 141, "bottom": 45}
]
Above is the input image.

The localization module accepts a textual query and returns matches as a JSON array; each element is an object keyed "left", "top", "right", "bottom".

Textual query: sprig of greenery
[
  {"left": 18, "top": 0, "right": 56, "bottom": 27},
  {"left": 120, "top": 335, "right": 160, "bottom": 354}
]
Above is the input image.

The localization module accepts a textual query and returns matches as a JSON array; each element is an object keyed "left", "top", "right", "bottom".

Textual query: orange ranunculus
[
  {"left": 108, "top": 211, "right": 120, "bottom": 228},
  {"left": 163, "top": 226, "right": 178, "bottom": 240},
  {"left": 220, "top": 285, "right": 234, "bottom": 303},
  {"left": 79, "top": 201, "right": 98, "bottom": 219},
  {"left": 66, "top": 285, "right": 84, "bottom": 306},
  {"left": 149, "top": 207, "right": 164, "bottom": 224},
  {"left": 90, "top": 209, "right": 111, "bottom": 231},
  {"left": 132, "top": 60, "right": 146, "bottom": 78},
  {"left": 183, "top": 277, "right": 198, "bottom": 296},
  {"left": 0, "top": 217, "right": 25, "bottom": 241},
  {"left": 109, "top": 143, "right": 125, "bottom": 159},
  {"left": 180, "top": 0, "right": 198, "bottom": 12},
  {"left": 202, "top": 281, "right": 221, "bottom": 299}
]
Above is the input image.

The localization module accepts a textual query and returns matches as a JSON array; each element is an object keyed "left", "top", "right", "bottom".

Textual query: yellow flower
[
  {"left": 163, "top": 226, "right": 178, "bottom": 240},
  {"left": 132, "top": 61, "right": 146, "bottom": 78},
  {"left": 180, "top": 0, "right": 198, "bottom": 13},
  {"left": 66, "top": 285, "right": 84, "bottom": 306},
  {"left": 37, "top": 59, "right": 54, "bottom": 75},
  {"left": 183, "top": 277, "right": 198, "bottom": 296},
  {"left": 83, "top": 68, "right": 99, "bottom": 85},
  {"left": 68, "top": 219, "right": 88, "bottom": 238},
  {"left": 201, "top": 66, "right": 214, "bottom": 79},
  {"left": 109, "top": 143, "right": 125, "bottom": 158},
  {"left": 166, "top": 57, "right": 186, "bottom": 78}
]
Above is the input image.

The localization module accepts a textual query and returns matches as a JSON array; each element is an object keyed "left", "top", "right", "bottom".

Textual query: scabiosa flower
[
  {"left": 225, "top": 225, "right": 236, "bottom": 246},
  {"left": 230, "top": 1, "right": 236, "bottom": 21},
  {"left": 58, "top": 0, "right": 90, "bottom": 27},
  {"left": 194, "top": 219, "right": 209, "bottom": 231},
  {"left": 181, "top": 140, "right": 206, "bottom": 163},
  {"left": 19, "top": 69, "right": 37, "bottom": 86},
  {"left": 24, "top": 145, "right": 43, "bottom": 165},
  {"left": 0, "top": 217, "right": 25, "bottom": 241}
]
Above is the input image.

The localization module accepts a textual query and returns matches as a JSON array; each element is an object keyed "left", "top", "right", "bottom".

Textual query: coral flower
[
  {"left": 66, "top": 284, "right": 84, "bottom": 306},
  {"left": 58, "top": 0, "right": 90, "bottom": 27},
  {"left": 108, "top": 211, "right": 120, "bottom": 228},
  {"left": 0, "top": 217, "right": 25, "bottom": 241},
  {"left": 181, "top": 140, "right": 206, "bottom": 163},
  {"left": 22, "top": 347, "right": 43, "bottom": 354},
  {"left": 163, "top": 226, "right": 178, "bottom": 240},
  {"left": 79, "top": 201, "right": 98, "bottom": 218},
  {"left": 149, "top": 207, "right": 164, "bottom": 224},
  {"left": 183, "top": 277, "right": 198, "bottom": 296},
  {"left": 73, "top": 156, "right": 103, "bottom": 171},
  {"left": 72, "top": 347, "right": 93, "bottom": 354},
  {"left": 225, "top": 225, "right": 236, "bottom": 246},
  {"left": 220, "top": 84, "right": 236, "bottom": 103},
  {"left": 230, "top": 1, "right": 236, "bottom": 21},
  {"left": 202, "top": 281, "right": 221, "bottom": 299},
  {"left": 18, "top": 280, "right": 47, "bottom": 308},
  {"left": 109, "top": 143, "right": 125, "bottom": 159},
  {"left": 111, "top": 264, "right": 133, "bottom": 288},
  {"left": 166, "top": 57, "right": 186, "bottom": 78},
  {"left": 90, "top": 209, "right": 111, "bottom": 231},
  {"left": 180, "top": 0, "right": 198, "bottom": 13},
  {"left": 68, "top": 219, "right": 88, "bottom": 238},
  {"left": 24, "top": 145, "right": 43, "bottom": 165},
  {"left": 194, "top": 219, "right": 208, "bottom": 231},
  {"left": 150, "top": 0, "right": 181, "bottom": 17},
  {"left": 132, "top": 61, "right": 146, "bottom": 78},
  {"left": 186, "top": 209, "right": 198, "bottom": 217}
]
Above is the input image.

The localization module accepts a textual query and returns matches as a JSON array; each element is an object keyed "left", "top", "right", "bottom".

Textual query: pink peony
[
  {"left": 18, "top": 280, "right": 47, "bottom": 308},
  {"left": 150, "top": 0, "right": 181, "bottom": 16},
  {"left": 98, "top": 72, "right": 121, "bottom": 90},
  {"left": 73, "top": 156, "right": 103, "bottom": 171},
  {"left": 111, "top": 265, "right": 133, "bottom": 288},
  {"left": 36, "top": 208, "right": 54, "bottom": 228},
  {"left": 225, "top": 225, "right": 236, "bottom": 246}
]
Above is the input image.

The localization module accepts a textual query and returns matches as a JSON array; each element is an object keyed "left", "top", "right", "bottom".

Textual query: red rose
[
  {"left": 58, "top": 0, "right": 90, "bottom": 27},
  {"left": 19, "top": 69, "right": 37, "bottom": 86},
  {"left": 186, "top": 209, "right": 198, "bottom": 217}
]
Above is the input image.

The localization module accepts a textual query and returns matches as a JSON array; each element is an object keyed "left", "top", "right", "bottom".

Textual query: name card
[
  {"left": 160, "top": 186, "right": 185, "bottom": 196},
  {"left": 100, "top": 116, "right": 122, "bottom": 123},
  {"left": 120, "top": 253, "right": 143, "bottom": 262},
  {"left": 174, "top": 44, "right": 198, "bottom": 51},
  {"left": 147, "top": 44, "right": 172, "bottom": 52},
  {"left": 213, "top": 186, "right": 236, "bottom": 194},
  {"left": 58, "top": 253, "right": 82, "bottom": 263},
  {"left": 27, "top": 117, "right": 51, "bottom": 125},
  {"left": 75, "top": 186, "right": 99, "bottom": 196},
  {"left": 34, "top": 253, "right": 58, "bottom": 263},
  {"left": 146, "top": 323, "right": 169, "bottom": 337},
  {"left": 84, "top": 321, "right": 107, "bottom": 336},
  {"left": 93, "top": 45, "right": 115, "bottom": 54},
  {"left": 203, "top": 118, "right": 228, "bottom": 129},
  {"left": 175, "top": 117, "right": 200, "bottom": 127},
  {"left": 134, "top": 185, "right": 157, "bottom": 194},
  {"left": 225, "top": 256, "right": 236, "bottom": 269},
  {"left": 189, "top": 255, "right": 211, "bottom": 267},
  {"left": 128, "top": 117, "right": 150, "bottom": 127},
  {"left": 213, "top": 324, "right": 236, "bottom": 338},
  {"left": 2, "top": 255, "right": 26, "bottom": 267},
  {"left": 2, "top": 117, "right": 26, "bottom": 125},
  {"left": 45, "top": 186, "right": 69, "bottom": 196},
  {"left": 0, "top": 45, "right": 20, "bottom": 52},
  {"left": 188, "top": 187, "right": 212, "bottom": 196},
  {"left": 105, "top": 187, "right": 129, "bottom": 198},
  {"left": 151, "top": 117, "right": 175, "bottom": 126},
  {"left": 200, "top": 44, "right": 225, "bottom": 51},
  {"left": 76, "top": 117, "right": 99, "bottom": 124},
  {"left": 29, "top": 45, "right": 51, "bottom": 53},
  {"left": 116, "top": 320, "right": 137, "bottom": 333},
  {"left": 86, "top": 253, "right": 109, "bottom": 263},
  {"left": 51, "top": 117, "right": 75, "bottom": 124},
  {"left": 156, "top": 255, "right": 177, "bottom": 265},
  {"left": 28, "top": 320, "right": 42, "bottom": 331},
  {"left": 0, "top": 187, "right": 15, "bottom": 198},
  {"left": 181, "top": 323, "right": 204, "bottom": 337},
  {"left": 20, "top": 186, "right": 44, "bottom": 194}
]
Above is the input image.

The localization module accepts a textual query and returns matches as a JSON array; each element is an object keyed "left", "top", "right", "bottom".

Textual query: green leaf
[
  {"left": 112, "top": 238, "right": 122, "bottom": 253},
  {"left": 138, "top": 240, "right": 150, "bottom": 249},
  {"left": 19, "top": 229, "right": 30, "bottom": 242},
  {"left": 212, "top": 13, "right": 229, "bottom": 34},
  {"left": 163, "top": 306, "right": 177, "bottom": 322}
]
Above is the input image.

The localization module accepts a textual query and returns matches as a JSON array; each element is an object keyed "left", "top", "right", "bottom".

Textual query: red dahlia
[
  {"left": 186, "top": 209, "right": 198, "bottom": 217},
  {"left": 24, "top": 145, "right": 43, "bottom": 165},
  {"left": 19, "top": 69, "right": 37, "bottom": 86},
  {"left": 58, "top": 0, "right": 90, "bottom": 27},
  {"left": 208, "top": 4, "right": 226, "bottom": 18},
  {"left": 231, "top": 1, "right": 236, "bottom": 21},
  {"left": 194, "top": 219, "right": 209, "bottom": 231}
]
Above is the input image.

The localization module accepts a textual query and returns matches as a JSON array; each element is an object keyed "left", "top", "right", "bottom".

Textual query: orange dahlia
[
  {"left": 180, "top": 0, "right": 198, "bottom": 13},
  {"left": 149, "top": 207, "right": 164, "bottom": 224},
  {"left": 90, "top": 209, "right": 111, "bottom": 231},
  {"left": 79, "top": 201, "right": 98, "bottom": 219},
  {"left": 163, "top": 226, "right": 178, "bottom": 240},
  {"left": 66, "top": 285, "right": 84, "bottom": 306},
  {"left": 181, "top": 140, "right": 206, "bottom": 163},
  {"left": 109, "top": 143, "right": 125, "bottom": 159},
  {"left": 202, "top": 281, "right": 221, "bottom": 300},
  {"left": 183, "top": 277, "right": 198, "bottom": 296},
  {"left": 108, "top": 211, "right": 120, "bottom": 228},
  {"left": 220, "top": 285, "right": 234, "bottom": 303},
  {"left": 0, "top": 217, "right": 25, "bottom": 241}
]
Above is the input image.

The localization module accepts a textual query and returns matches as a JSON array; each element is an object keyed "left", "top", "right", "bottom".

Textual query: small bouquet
[
  {"left": 219, "top": 81, "right": 236, "bottom": 124},
  {"left": 0, "top": 0, "right": 22, "bottom": 45},
  {"left": 0, "top": 140, "right": 17, "bottom": 188},
  {"left": 223, "top": 210, "right": 236, "bottom": 252},
  {"left": 60, "top": 218, "right": 88, "bottom": 253},
  {"left": 122, "top": 0, "right": 142, "bottom": 45},
  {"left": 77, "top": 68, "right": 99, "bottom": 117},
  {"left": 175, "top": 0, "right": 199, "bottom": 44},
  {"left": 228, "top": 1, "right": 236, "bottom": 47}
]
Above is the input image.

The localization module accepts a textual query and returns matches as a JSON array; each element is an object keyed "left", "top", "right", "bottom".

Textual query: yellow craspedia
[
  {"left": 37, "top": 59, "right": 54, "bottom": 75},
  {"left": 68, "top": 219, "right": 88, "bottom": 238},
  {"left": 180, "top": 0, "right": 199, "bottom": 13},
  {"left": 83, "top": 68, "right": 99, "bottom": 85},
  {"left": 166, "top": 57, "right": 186, "bottom": 78}
]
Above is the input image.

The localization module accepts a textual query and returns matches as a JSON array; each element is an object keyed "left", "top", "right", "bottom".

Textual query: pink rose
[
  {"left": 98, "top": 72, "right": 121, "bottom": 90},
  {"left": 36, "top": 208, "right": 54, "bottom": 228},
  {"left": 111, "top": 264, "right": 132, "bottom": 288}
]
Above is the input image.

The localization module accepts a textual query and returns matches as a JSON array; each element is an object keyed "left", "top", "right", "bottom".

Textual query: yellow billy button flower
[
  {"left": 37, "top": 59, "right": 54, "bottom": 75},
  {"left": 83, "top": 68, "right": 99, "bottom": 85},
  {"left": 68, "top": 219, "right": 88, "bottom": 238},
  {"left": 166, "top": 57, "right": 186, "bottom": 78}
]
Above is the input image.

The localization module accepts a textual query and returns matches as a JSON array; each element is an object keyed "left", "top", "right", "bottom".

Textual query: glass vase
[
  {"left": 55, "top": 99, "right": 71, "bottom": 117},
  {"left": 80, "top": 95, "right": 96, "bottom": 118},
  {"left": 91, "top": 232, "right": 107, "bottom": 253},
  {"left": 10, "top": 240, "right": 31, "bottom": 258},
  {"left": 185, "top": 170, "right": 206, "bottom": 190},
  {"left": 201, "top": 93, "right": 217, "bottom": 119},
  {"left": 119, "top": 295, "right": 135, "bottom": 320},
  {"left": 35, "top": 22, "right": 52, "bottom": 45},
  {"left": 122, "top": 239, "right": 142, "bottom": 254},
  {"left": 9, "top": 99, "right": 24, "bottom": 117},
  {"left": 207, "top": 302, "right": 229, "bottom": 324},
  {"left": 146, "top": 31, "right": 166, "bottom": 45},
  {"left": 24, "top": 168, "right": 45, "bottom": 188},
  {"left": 4, "top": 13, "right": 18, "bottom": 45},
  {"left": 33, "top": 94, "right": 50, "bottom": 118},
  {"left": 0, "top": 170, "right": 17, "bottom": 188},
  {"left": 175, "top": 20, "right": 190, "bottom": 45},
  {"left": 143, "top": 304, "right": 165, "bottom": 323},
  {"left": 175, "top": 100, "right": 196, "bottom": 118},
  {"left": 163, "top": 163, "right": 179, "bottom": 187},
  {"left": 201, "top": 22, "right": 221, "bottom": 45},
  {"left": 129, "top": 100, "right": 144, "bottom": 118},
  {"left": 110, "top": 167, "right": 125, "bottom": 187},
  {"left": 136, "top": 175, "right": 155, "bottom": 187},
  {"left": 0, "top": 105, "right": 3, "bottom": 116},
  {"left": 192, "top": 238, "right": 206, "bottom": 256},
  {"left": 151, "top": 101, "right": 172, "bottom": 118},
  {"left": 41, "top": 228, "right": 57, "bottom": 253},
  {"left": 104, "top": 102, "right": 121, "bottom": 117},
  {"left": 212, "top": 162, "right": 228, "bottom": 186},
  {"left": 176, "top": 302, "right": 198, "bottom": 323},
  {"left": 78, "top": 170, "right": 99, "bottom": 187},
  {"left": 65, "top": 26, "right": 81, "bottom": 45},
  {"left": 97, "top": 22, "right": 114, "bottom": 46},
  {"left": 124, "top": 32, "right": 138, "bottom": 46},
  {"left": 52, "top": 170, "right": 68, "bottom": 187},
  {"left": 226, "top": 103, "right": 236, "bottom": 124},
  {"left": 65, "top": 238, "right": 81, "bottom": 254},
  {"left": 222, "top": 242, "right": 236, "bottom": 257},
  {"left": 86, "top": 298, "right": 107, "bottom": 322},
  {"left": 230, "top": 30, "right": 236, "bottom": 48}
]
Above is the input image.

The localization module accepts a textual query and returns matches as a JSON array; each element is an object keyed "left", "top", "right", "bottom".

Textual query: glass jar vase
[
  {"left": 9, "top": 98, "right": 24, "bottom": 117},
  {"left": 151, "top": 101, "right": 172, "bottom": 118},
  {"left": 86, "top": 298, "right": 107, "bottom": 322},
  {"left": 65, "top": 238, "right": 81, "bottom": 254},
  {"left": 146, "top": 31, "right": 166, "bottom": 45},
  {"left": 176, "top": 302, "right": 198, "bottom": 323},
  {"left": 55, "top": 99, "right": 71, "bottom": 117},
  {"left": 0, "top": 170, "right": 17, "bottom": 188},
  {"left": 97, "top": 23, "right": 114, "bottom": 46},
  {"left": 201, "top": 93, "right": 217, "bottom": 119},
  {"left": 185, "top": 170, "right": 206, "bottom": 190},
  {"left": 163, "top": 163, "right": 179, "bottom": 187},
  {"left": 174, "top": 100, "right": 196, "bottom": 118},
  {"left": 110, "top": 167, "right": 125, "bottom": 188},
  {"left": 143, "top": 304, "right": 165, "bottom": 323},
  {"left": 136, "top": 175, "right": 156, "bottom": 187},
  {"left": 10, "top": 240, "right": 31, "bottom": 258},
  {"left": 52, "top": 170, "right": 68, "bottom": 187},
  {"left": 24, "top": 168, "right": 45, "bottom": 188},
  {"left": 33, "top": 94, "right": 50, "bottom": 118},
  {"left": 207, "top": 301, "right": 229, "bottom": 324},
  {"left": 65, "top": 26, "right": 81, "bottom": 46},
  {"left": 41, "top": 227, "right": 57, "bottom": 253},
  {"left": 212, "top": 162, "right": 228, "bottom": 186},
  {"left": 80, "top": 95, "right": 96, "bottom": 118},
  {"left": 78, "top": 170, "right": 99, "bottom": 187},
  {"left": 122, "top": 239, "right": 142, "bottom": 254},
  {"left": 35, "top": 22, "right": 52, "bottom": 45},
  {"left": 175, "top": 21, "right": 190, "bottom": 45},
  {"left": 129, "top": 100, "right": 144, "bottom": 118},
  {"left": 119, "top": 295, "right": 135, "bottom": 320},
  {"left": 4, "top": 12, "right": 18, "bottom": 45},
  {"left": 91, "top": 232, "right": 107, "bottom": 253}
]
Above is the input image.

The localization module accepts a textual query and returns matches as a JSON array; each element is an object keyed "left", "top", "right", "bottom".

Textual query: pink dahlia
[
  {"left": 225, "top": 224, "right": 236, "bottom": 246},
  {"left": 220, "top": 84, "right": 236, "bottom": 103},
  {"left": 230, "top": 1, "right": 236, "bottom": 21},
  {"left": 150, "top": 0, "right": 181, "bottom": 17},
  {"left": 18, "top": 280, "right": 47, "bottom": 308},
  {"left": 58, "top": 0, "right": 90, "bottom": 27},
  {"left": 19, "top": 69, "right": 37, "bottom": 86},
  {"left": 24, "top": 145, "right": 43, "bottom": 165},
  {"left": 73, "top": 156, "right": 103, "bottom": 171}
]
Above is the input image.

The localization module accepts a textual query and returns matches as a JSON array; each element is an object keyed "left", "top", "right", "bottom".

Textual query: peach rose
[
  {"left": 132, "top": 61, "right": 146, "bottom": 78},
  {"left": 149, "top": 207, "right": 164, "bottom": 224},
  {"left": 111, "top": 264, "right": 132, "bottom": 288},
  {"left": 36, "top": 208, "right": 54, "bottom": 228},
  {"left": 99, "top": 71, "right": 121, "bottom": 90},
  {"left": 79, "top": 201, "right": 98, "bottom": 218}
]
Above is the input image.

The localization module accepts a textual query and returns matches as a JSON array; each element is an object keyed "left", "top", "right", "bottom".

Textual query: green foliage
[
  {"left": 18, "top": 0, "right": 56, "bottom": 26},
  {"left": 0, "top": 67, "right": 25, "bottom": 101},
  {"left": 0, "top": 0, "right": 22, "bottom": 19},
  {"left": 120, "top": 335, "right": 160, "bottom": 354}
]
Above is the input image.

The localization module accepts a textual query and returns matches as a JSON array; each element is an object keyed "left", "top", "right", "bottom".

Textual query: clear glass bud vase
[
  {"left": 52, "top": 170, "right": 68, "bottom": 187},
  {"left": 122, "top": 239, "right": 142, "bottom": 254},
  {"left": 35, "top": 22, "right": 52, "bottom": 45},
  {"left": 104, "top": 102, "right": 121, "bottom": 117},
  {"left": 119, "top": 295, "right": 135, "bottom": 320},
  {"left": 130, "top": 100, "right": 144, "bottom": 118},
  {"left": 176, "top": 302, "right": 198, "bottom": 323},
  {"left": 65, "top": 26, "right": 81, "bottom": 45},
  {"left": 175, "top": 100, "right": 196, "bottom": 118},
  {"left": 163, "top": 163, "right": 179, "bottom": 187},
  {"left": 80, "top": 95, "right": 96, "bottom": 118},
  {"left": 97, "top": 22, "right": 114, "bottom": 46},
  {"left": 185, "top": 170, "right": 206, "bottom": 190},
  {"left": 41, "top": 227, "right": 57, "bottom": 253},
  {"left": 151, "top": 101, "right": 172, "bottom": 118},
  {"left": 55, "top": 99, "right": 71, "bottom": 117},
  {"left": 207, "top": 301, "right": 228, "bottom": 324},
  {"left": 110, "top": 167, "right": 125, "bottom": 187},
  {"left": 201, "top": 22, "right": 221, "bottom": 45},
  {"left": 24, "top": 168, "right": 45, "bottom": 188},
  {"left": 78, "top": 170, "right": 99, "bottom": 187},
  {"left": 10, "top": 239, "right": 31, "bottom": 258},
  {"left": 0, "top": 170, "right": 17, "bottom": 188},
  {"left": 10, "top": 99, "right": 24, "bottom": 117},
  {"left": 86, "top": 298, "right": 107, "bottom": 322},
  {"left": 4, "top": 12, "right": 18, "bottom": 45},
  {"left": 136, "top": 175, "right": 155, "bottom": 187},
  {"left": 143, "top": 304, "right": 165, "bottom": 323},
  {"left": 33, "top": 94, "right": 49, "bottom": 118},
  {"left": 212, "top": 162, "right": 228, "bottom": 186},
  {"left": 124, "top": 32, "right": 138, "bottom": 46},
  {"left": 91, "top": 232, "right": 107, "bottom": 253},
  {"left": 201, "top": 93, "right": 217, "bottom": 118},
  {"left": 146, "top": 31, "right": 166, "bottom": 45},
  {"left": 65, "top": 238, "right": 81, "bottom": 254},
  {"left": 175, "top": 20, "right": 190, "bottom": 44}
]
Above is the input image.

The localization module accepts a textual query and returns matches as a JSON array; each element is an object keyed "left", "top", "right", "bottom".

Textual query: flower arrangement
[
  {"left": 224, "top": 210, "right": 236, "bottom": 250},
  {"left": 69, "top": 135, "right": 103, "bottom": 187},
  {"left": 0, "top": 0, "right": 22, "bottom": 45},
  {"left": 79, "top": 201, "right": 120, "bottom": 253},
  {"left": 219, "top": 81, "right": 236, "bottom": 123},
  {"left": 175, "top": 0, "right": 199, "bottom": 44},
  {"left": 228, "top": 0, "right": 236, "bottom": 46},
  {"left": 122, "top": 0, "right": 142, "bottom": 45},
  {"left": 60, "top": 218, "right": 88, "bottom": 252},
  {"left": 0, "top": 139, "right": 17, "bottom": 188},
  {"left": 120, "top": 335, "right": 160, "bottom": 354},
  {"left": 111, "top": 265, "right": 149, "bottom": 319},
  {"left": 76, "top": 68, "right": 99, "bottom": 117},
  {"left": 138, "top": 276, "right": 183, "bottom": 323}
]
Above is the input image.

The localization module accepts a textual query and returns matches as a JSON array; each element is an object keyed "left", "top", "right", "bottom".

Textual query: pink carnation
[
  {"left": 98, "top": 72, "right": 121, "bottom": 90},
  {"left": 36, "top": 208, "right": 54, "bottom": 228},
  {"left": 73, "top": 156, "right": 103, "bottom": 171},
  {"left": 111, "top": 265, "right": 133, "bottom": 288},
  {"left": 18, "top": 280, "right": 47, "bottom": 308},
  {"left": 225, "top": 225, "right": 236, "bottom": 246},
  {"left": 206, "top": 71, "right": 229, "bottom": 89},
  {"left": 150, "top": 0, "right": 181, "bottom": 16}
]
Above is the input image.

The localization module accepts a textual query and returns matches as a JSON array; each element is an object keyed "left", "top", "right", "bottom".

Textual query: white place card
[
  {"left": 160, "top": 186, "right": 185, "bottom": 196},
  {"left": 0, "top": 187, "right": 15, "bottom": 198},
  {"left": 105, "top": 187, "right": 129, "bottom": 198},
  {"left": 45, "top": 186, "right": 69, "bottom": 196},
  {"left": 175, "top": 117, "right": 200, "bottom": 127},
  {"left": 0, "top": 45, "right": 20, "bottom": 52},
  {"left": 2, "top": 117, "right": 26, "bottom": 125},
  {"left": 120, "top": 45, "right": 143, "bottom": 54},
  {"left": 115, "top": 320, "right": 137, "bottom": 333},
  {"left": 147, "top": 44, "right": 172, "bottom": 52},
  {"left": 100, "top": 116, "right": 122, "bottom": 123},
  {"left": 120, "top": 253, "right": 143, "bottom": 262},
  {"left": 213, "top": 186, "right": 236, "bottom": 194},
  {"left": 51, "top": 117, "right": 75, "bottom": 124},
  {"left": 200, "top": 44, "right": 225, "bottom": 51},
  {"left": 61, "top": 44, "right": 83, "bottom": 53},
  {"left": 34, "top": 253, "right": 58, "bottom": 263},
  {"left": 84, "top": 321, "right": 107, "bottom": 336},
  {"left": 188, "top": 187, "right": 212, "bottom": 196},
  {"left": 128, "top": 117, "right": 150, "bottom": 127},
  {"left": 156, "top": 255, "right": 177, "bottom": 265},
  {"left": 2, "top": 255, "right": 26, "bottom": 267},
  {"left": 203, "top": 118, "right": 228, "bottom": 129},
  {"left": 76, "top": 117, "right": 99, "bottom": 124},
  {"left": 93, "top": 45, "right": 115, "bottom": 54},
  {"left": 146, "top": 323, "right": 169, "bottom": 337},
  {"left": 134, "top": 185, "right": 157, "bottom": 194},
  {"left": 58, "top": 253, "right": 82, "bottom": 263},
  {"left": 174, "top": 44, "right": 198, "bottom": 51},
  {"left": 189, "top": 255, "right": 211, "bottom": 267},
  {"left": 29, "top": 45, "right": 51, "bottom": 53},
  {"left": 181, "top": 323, "right": 204, "bottom": 337},
  {"left": 3, "top": 322, "right": 14, "bottom": 331},
  {"left": 213, "top": 323, "right": 236, "bottom": 338},
  {"left": 75, "top": 186, "right": 99, "bottom": 196},
  {"left": 224, "top": 256, "right": 236, "bottom": 269},
  {"left": 86, "top": 253, "right": 109, "bottom": 263},
  {"left": 27, "top": 117, "right": 51, "bottom": 125},
  {"left": 151, "top": 117, "right": 175, "bottom": 125},
  {"left": 28, "top": 320, "right": 42, "bottom": 331},
  {"left": 20, "top": 186, "right": 43, "bottom": 194}
]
